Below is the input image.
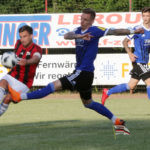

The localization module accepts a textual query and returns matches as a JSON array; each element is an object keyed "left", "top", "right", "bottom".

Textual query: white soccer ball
[{"left": 1, "top": 52, "right": 18, "bottom": 68}]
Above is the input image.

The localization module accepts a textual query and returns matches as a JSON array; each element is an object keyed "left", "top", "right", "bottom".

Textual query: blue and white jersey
[
  {"left": 128, "top": 24, "right": 150, "bottom": 64},
  {"left": 73, "top": 26, "right": 108, "bottom": 72}
]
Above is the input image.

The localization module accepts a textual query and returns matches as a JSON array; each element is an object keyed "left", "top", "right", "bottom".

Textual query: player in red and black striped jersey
[
  {"left": 9, "top": 39, "right": 42, "bottom": 88},
  {"left": 0, "top": 25, "right": 42, "bottom": 116}
]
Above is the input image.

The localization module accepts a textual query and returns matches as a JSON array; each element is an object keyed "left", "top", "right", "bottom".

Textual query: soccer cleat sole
[{"left": 114, "top": 125, "right": 130, "bottom": 135}]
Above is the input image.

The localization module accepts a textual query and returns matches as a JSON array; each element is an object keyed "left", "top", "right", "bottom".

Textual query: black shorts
[
  {"left": 59, "top": 70, "right": 94, "bottom": 100},
  {"left": 130, "top": 63, "right": 150, "bottom": 81}
]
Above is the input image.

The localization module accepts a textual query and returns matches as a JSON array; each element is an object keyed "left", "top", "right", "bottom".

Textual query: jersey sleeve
[
  {"left": 126, "top": 25, "right": 142, "bottom": 40},
  {"left": 32, "top": 45, "right": 42, "bottom": 59},
  {"left": 92, "top": 26, "right": 108, "bottom": 38},
  {"left": 126, "top": 27, "right": 135, "bottom": 40},
  {"left": 72, "top": 27, "right": 79, "bottom": 34},
  {"left": 33, "top": 52, "right": 42, "bottom": 58}
]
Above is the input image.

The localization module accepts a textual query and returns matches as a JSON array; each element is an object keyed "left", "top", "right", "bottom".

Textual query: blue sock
[
  {"left": 107, "top": 83, "right": 129, "bottom": 96},
  {"left": 85, "top": 100, "right": 113, "bottom": 119},
  {"left": 147, "top": 86, "right": 150, "bottom": 99},
  {"left": 27, "top": 83, "right": 55, "bottom": 99}
]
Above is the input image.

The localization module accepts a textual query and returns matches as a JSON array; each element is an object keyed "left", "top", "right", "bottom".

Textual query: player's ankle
[{"left": 21, "top": 93, "right": 27, "bottom": 100}]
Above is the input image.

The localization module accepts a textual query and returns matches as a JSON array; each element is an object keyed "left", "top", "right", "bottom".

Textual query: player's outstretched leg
[
  {"left": 84, "top": 100, "right": 130, "bottom": 135},
  {"left": 8, "top": 82, "right": 55, "bottom": 102},
  {"left": 85, "top": 100, "right": 123, "bottom": 124},
  {"left": 101, "top": 83, "right": 130, "bottom": 105}
]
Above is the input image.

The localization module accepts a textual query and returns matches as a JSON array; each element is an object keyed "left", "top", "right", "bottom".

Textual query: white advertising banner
[
  {"left": 0, "top": 54, "right": 147, "bottom": 86},
  {"left": 0, "top": 12, "right": 142, "bottom": 49}
]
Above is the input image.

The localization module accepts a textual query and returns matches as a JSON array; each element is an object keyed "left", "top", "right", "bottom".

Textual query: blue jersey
[
  {"left": 128, "top": 25, "right": 150, "bottom": 64},
  {"left": 74, "top": 26, "right": 108, "bottom": 72}
]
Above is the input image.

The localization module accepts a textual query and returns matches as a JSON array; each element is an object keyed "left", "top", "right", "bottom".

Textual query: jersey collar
[
  {"left": 81, "top": 25, "right": 92, "bottom": 33},
  {"left": 142, "top": 23, "right": 150, "bottom": 31},
  {"left": 22, "top": 42, "right": 34, "bottom": 51}
]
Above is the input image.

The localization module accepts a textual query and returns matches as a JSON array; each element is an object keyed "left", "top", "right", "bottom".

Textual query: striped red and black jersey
[{"left": 8, "top": 40, "right": 42, "bottom": 88}]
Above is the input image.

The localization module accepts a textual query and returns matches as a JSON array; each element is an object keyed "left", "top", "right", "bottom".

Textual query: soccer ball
[{"left": 1, "top": 52, "right": 18, "bottom": 68}]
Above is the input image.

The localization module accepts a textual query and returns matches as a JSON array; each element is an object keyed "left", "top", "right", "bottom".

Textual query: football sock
[
  {"left": 146, "top": 86, "right": 150, "bottom": 99},
  {"left": 0, "top": 87, "right": 6, "bottom": 102},
  {"left": 84, "top": 100, "right": 113, "bottom": 119},
  {"left": 111, "top": 115, "right": 117, "bottom": 124},
  {"left": 0, "top": 103, "right": 8, "bottom": 116},
  {"left": 107, "top": 83, "right": 130, "bottom": 96},
  {"left": 22, "top": 83, "right": 55, "bottom": 100}
]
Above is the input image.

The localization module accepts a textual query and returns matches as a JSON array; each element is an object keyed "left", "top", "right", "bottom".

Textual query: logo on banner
[
  {"left": 100, "top": 61, "right": 118, "bottom": 80},
  {"left": 56, "top": 28, "right": 70, "bottom": 36}
]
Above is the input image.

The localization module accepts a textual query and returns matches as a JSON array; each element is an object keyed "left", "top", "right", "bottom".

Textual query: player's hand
[
  {"left": 18, "top": 59, "right": 28, "bottom": 66},
  {"left": 134, "top": 28, "right": 144, "bottom": 34},
  {"left": 78, "top": 33, "right": 93, "bottom": 41},
  {"left": 128, "top": 53, "right": 138, "bottom": 62}
]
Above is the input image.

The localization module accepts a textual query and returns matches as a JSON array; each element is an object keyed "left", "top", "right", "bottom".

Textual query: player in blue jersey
[
  {"left": 101, "top": 7, "right": 150, "bottom": 105},
  {"left": 8, "top": 8, "right": 143, "bottom": 133}
]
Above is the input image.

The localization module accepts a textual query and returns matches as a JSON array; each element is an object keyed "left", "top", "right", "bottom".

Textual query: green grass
[{"left": 0, "top": 94, "right": 150, "bottom": 150}]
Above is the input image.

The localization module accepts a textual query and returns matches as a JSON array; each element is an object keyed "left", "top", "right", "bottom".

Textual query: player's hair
[
  {"left": 82, "top": 8, "right": 96, "bottom": 20},
  {"left": 19, "top": 25, "right": 33, "bottom": 34},
  {"left": 141, "top": 7, "right": 150, "bottom": 13}
]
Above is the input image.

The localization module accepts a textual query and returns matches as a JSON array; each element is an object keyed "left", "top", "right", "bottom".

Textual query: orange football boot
[{"left": 8, "top": 85, "right": 21, "bottom": 102}]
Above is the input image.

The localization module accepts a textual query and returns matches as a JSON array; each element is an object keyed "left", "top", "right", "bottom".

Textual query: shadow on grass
[{"left": 0, "top": 119, "right": 150, "bottom": 150}]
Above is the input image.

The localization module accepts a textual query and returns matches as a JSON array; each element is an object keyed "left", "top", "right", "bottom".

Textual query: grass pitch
[{"left": 0, "top": 93, "right": 150, "bottom": 150}]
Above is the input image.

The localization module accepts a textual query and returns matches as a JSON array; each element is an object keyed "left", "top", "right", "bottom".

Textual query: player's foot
[
  {"left": 114, "top": 125, "right": 130, "bottom": 135},
  {"left": 114, "top": 118, "right": 130, "bottom": 135},
  {"left": 114, "top": 118, "right": 125, "bottom": 125},
  {"left": 8, "top": 85, "right": 21, "bottom": 103},
  {"left": 101, "top": 88, "right": 109, "bottom": 105}
]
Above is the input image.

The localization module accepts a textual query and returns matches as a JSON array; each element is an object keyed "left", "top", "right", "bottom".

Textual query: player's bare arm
[
  {"left": 123, "top": 37, "right": 138, "bottom": 62},
  {"left": 64, "top": 32, "right": 93, "bottom": 40},
  {"left": 18, "top": 55, "right": 41, "bottom": 66},
  {"left": 106, "top": 28, "right": 144, "bottom": 35}
]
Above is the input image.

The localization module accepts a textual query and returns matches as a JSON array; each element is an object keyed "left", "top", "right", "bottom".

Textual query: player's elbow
[
  {"left": 122, "top": 38, "right": 128, "bottom": 46},
  {"left": 122, "top": 39, "right": 126, "bottom": 46}
]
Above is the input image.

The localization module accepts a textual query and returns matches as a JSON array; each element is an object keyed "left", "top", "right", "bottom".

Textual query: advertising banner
[
  {"left": 0, "top": 54, "right": 147, "bottom": 86},
  {"left": 0, "top": 12, "right": 141, "bottom": 49}
]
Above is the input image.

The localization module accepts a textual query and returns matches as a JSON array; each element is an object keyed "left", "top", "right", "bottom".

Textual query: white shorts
[{"left": 1, "top": 74, "right": 29, "bottom": 93}]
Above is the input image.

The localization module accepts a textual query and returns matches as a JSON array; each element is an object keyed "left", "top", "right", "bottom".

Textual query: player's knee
[
  {"left": 0, "top": 79, "right": 8, "bottom": 89},
  {"left": 79, "top": 90, "right": 92, "bottom": 108},
  {"left": 79, "top": 90, "right": 91, "bottom": 101},
  {"left": 128, "top": 84, "right": 136, "bottom": 90},
  {"left": 128, "top": 85, "right": 135, "bottom": 90}
]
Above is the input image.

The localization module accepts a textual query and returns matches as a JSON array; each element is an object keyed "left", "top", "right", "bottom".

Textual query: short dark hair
[
  {"left": 19, "top": 25, "right": 33, "bottom": 34},
  {"left": 142, "top": 7, "right": 150, "bottom": 13},
  {"left": 82, "top": 8, "right": 96, "bottom": 20}
]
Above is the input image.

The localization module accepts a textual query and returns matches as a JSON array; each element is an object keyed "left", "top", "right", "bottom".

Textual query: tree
[{"left": 0, "top": 0, "right": 45, "bottom": 14}]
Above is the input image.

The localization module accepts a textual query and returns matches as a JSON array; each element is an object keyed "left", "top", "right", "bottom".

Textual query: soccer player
[
  {"left": 9, "top": 8, "right": 143, "bottom": 131},
  {"left": 101, "top": 7, "right": 150, "bottom": 105},
  {"left": 0, "top": 25, "right": 42, "bottom": 116}
]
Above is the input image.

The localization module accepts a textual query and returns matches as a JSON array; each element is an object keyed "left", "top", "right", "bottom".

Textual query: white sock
[
  {"left": 111, "top": 115, "right": 117, "bottom": 124},
  {"left": 0, "top": 103, "right": 9, "bottom": 116},
  {"left": 21, "top": 93, "right": 27, "bottom": 100},
  {"left": 0, "top": 87, "right": 6, "bottom": 103}
]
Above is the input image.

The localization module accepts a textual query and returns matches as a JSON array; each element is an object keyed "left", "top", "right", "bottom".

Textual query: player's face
[
  {"left": 19, "top": 30, "right": 33, "bottom": 48},
  {"left": 142, "top": 12, "right": 150, "bottom": 24},
  {"left": 81, "top": 13, "right": 94, "bottom": 30}
]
